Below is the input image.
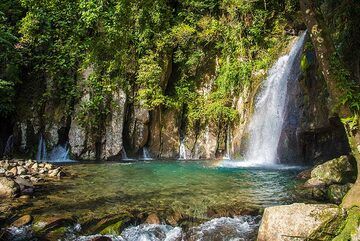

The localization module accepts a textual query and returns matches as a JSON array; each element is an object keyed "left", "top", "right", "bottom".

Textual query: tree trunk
[{"left": 300, "top": 0, "right": 349, "bottom": 117}]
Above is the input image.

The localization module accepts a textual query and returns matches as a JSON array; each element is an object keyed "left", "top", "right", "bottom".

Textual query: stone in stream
[
  {"left": 306, "top": 155, "right": 356, "bottom": 186},
  {"left": 0, "top": 177, "right": 20, "bottom": 198},
  {"left": 11, "top": 215, "right": 33, "bottom": 227},
  {"left": 145, "top": 213, "right": 160, "bottom": 224},
  {"left": 257, "top": 203, "right": 345, "bottom": 241},
  {"left": 33, "top": 215, "right": 75, "bottom": 236},
  {"left": 8, "top": 167, "right": 18, "bottom": 176}
]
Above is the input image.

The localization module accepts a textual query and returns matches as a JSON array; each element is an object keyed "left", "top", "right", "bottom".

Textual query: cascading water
[
  {"left": 48, "top": 144, "right": 70, "bottom": 162},
  {"left": 3, "top": 135, "right": 14, "bottom": 156},
  {"left": 223, "top": 127, "right": 232, "bottom": 160},
  {"left": 121, "top": 147, "right": 133, "bottom": 161},
  {"left": 179, "top": 140, "right": 187, "bottom": 159},
  {"left": 141, "top": 147, "right": 152, "bottom": 160},
  {"left": 245, "top": 31, "right": 307, "bottom": 165},
  {"left": 36, "top": 134, "right": 47, "bottom": 161}
]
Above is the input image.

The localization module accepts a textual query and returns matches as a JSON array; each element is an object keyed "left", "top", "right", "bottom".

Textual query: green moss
[
  {"left": 308, "top": 206, "right": 345, "bottom": 241},
  {"left": 333, "top": 207, "right": 360, "bottom": 241},
  {"left": 99, "top": 220, "right": 126, "bottom": 235}
]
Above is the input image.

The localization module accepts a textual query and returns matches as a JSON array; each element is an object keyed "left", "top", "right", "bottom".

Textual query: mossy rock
[
  {"left": 333, "top": 207, "right": 360, "bottom": 241},
  {"left": 309, "top": 155, "right": 356, "bottom": 186},
  {"left": 32, "top": 215, "right": 75, "bottom": 236},
  {"left": 44, "top": 226, "right": 68, "bottom": 240},
  {"left": 327, "top": 183, "right": 353, "bottom": 204},
  {"left": 82, "top": 213, "right": 135, "bottom": 235}
]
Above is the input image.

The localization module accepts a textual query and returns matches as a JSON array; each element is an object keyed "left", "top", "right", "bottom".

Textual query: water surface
[{"left": 23, "top": 160, "right": 308, "bottom": 222}]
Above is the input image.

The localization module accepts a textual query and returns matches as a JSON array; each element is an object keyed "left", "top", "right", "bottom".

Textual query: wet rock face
[
  {"left": 257, "top": 203, "right": 345, "bottom": 241},
  {"left": 123, "top": 105, "right": 150, "bottom": 156},
  {"left": 102, "top": 90, "right": 126, "bottom": 160}
]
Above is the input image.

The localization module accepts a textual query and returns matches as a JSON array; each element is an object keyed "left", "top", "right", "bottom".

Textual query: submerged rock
[
  {"left": 257, "top": 203, "right": 345, "bottom": 241},
  {"left": 0, "top": 177, "right": 20, "bottom": 198},
  {"left": 11, "top": 215, "right": 33, "bottom": 227}
]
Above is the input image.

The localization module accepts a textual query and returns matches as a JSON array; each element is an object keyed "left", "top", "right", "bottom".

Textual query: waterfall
[
  {"left": 49, "top": 144, "right": 70, "bottom": 162},
  {"left": 3, "top": 135, "right": 14, "bottom": 156},
  {"left": 179, "top": 140, "right": 187, "bottom": 160},
  {"left": 245, "top": 31, "right": 307, "bottom": 165},
  {"left": 121, "top": 147, "right": 130, "bottom": 160},
  {"left": 36, "top": 135, "right": 47, "bottom": 161},
  {"left": 141, "top": 147, "right": 152, "bottom": 160},
  {"left": 223, "top": 127, "right": 232, "bottom": 160}
]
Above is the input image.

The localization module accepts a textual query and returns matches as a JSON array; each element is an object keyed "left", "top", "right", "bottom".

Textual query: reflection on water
[{"left": 24, "top": 160, "right": 307, "bottom": 222}]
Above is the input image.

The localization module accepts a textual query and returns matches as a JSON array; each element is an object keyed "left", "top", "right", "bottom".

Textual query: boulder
[
  {"left": 11, "top": 215, "right": 33, "bottom": 227},
  {"left": 0, "top": 177, "right": 20, "bottom": 198},
  {"left": 14, "top": 176, "right": 34, "bottom": 189},
  {"left": 9, "top": 167, "right": 17, "bottom": 176},
  {"left": 257, "top": 203, "right": 345, "bottom": 241},
  {"left": 306, "top": 155, "right": 355, "bottom": 186},
  {"left": 17, "top": 166, "right": 27, "bottom": 175},
  {"left": 145, "top": 213, "right": 160, "bottom": 224}
]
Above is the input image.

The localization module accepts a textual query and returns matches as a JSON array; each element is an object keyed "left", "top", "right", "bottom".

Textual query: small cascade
[
  {"left": 179, "top": 140, "right": 187, "bottom": 159},
  {"left": 245, "top": 31, "right": 307, "bottom": 165},
  {"left": 49, "top": 144, "right": 70, "bottom": 162},
  {"left": 121, "top": 147, "right": 132, "bottom": 161},
  {"left": 36, "top": 134, "right": 47, "bottom": 161},
  {"left": 3, "top": 135, "right": 14, "bottom": 156},
  {"left": 141, "top": 147, "right": 152, "bottom": 160},
  {"left": 223, "top": 127, "right": 232, "bottom": 160}
]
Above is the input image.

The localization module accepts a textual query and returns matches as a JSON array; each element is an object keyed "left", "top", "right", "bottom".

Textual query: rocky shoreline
[{"left": 0, "top": 159, "right": 67, "bottom": 199}]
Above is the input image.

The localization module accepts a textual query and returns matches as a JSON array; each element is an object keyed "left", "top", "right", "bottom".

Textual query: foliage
[
  {"left": 0, "top": 1, "right": 24, "bottom": 116},
  {"left": 2, "top": 0, "right": 302, "bottom": 131}
]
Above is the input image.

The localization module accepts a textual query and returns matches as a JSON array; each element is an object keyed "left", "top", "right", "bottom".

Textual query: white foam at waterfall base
[{"left": 245, "top": 31, "right": 307, "bottom": 165}]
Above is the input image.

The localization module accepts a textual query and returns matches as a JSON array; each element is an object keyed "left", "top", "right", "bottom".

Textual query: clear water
[{"left": 23, "top": 160, "right": 307, "bottom": 222}]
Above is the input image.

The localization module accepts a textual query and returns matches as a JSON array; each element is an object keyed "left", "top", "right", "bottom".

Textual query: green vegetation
[{"left": 0, "top": 0, "right": 300, "bottom": 131}]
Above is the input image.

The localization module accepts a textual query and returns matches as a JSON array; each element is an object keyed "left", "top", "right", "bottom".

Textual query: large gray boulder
[
  {"left": 0, "top": 177, "right": 20, "bottom": 198},
  {"left": 257, "top": 203, "right": 345, "bottom": 241}
]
